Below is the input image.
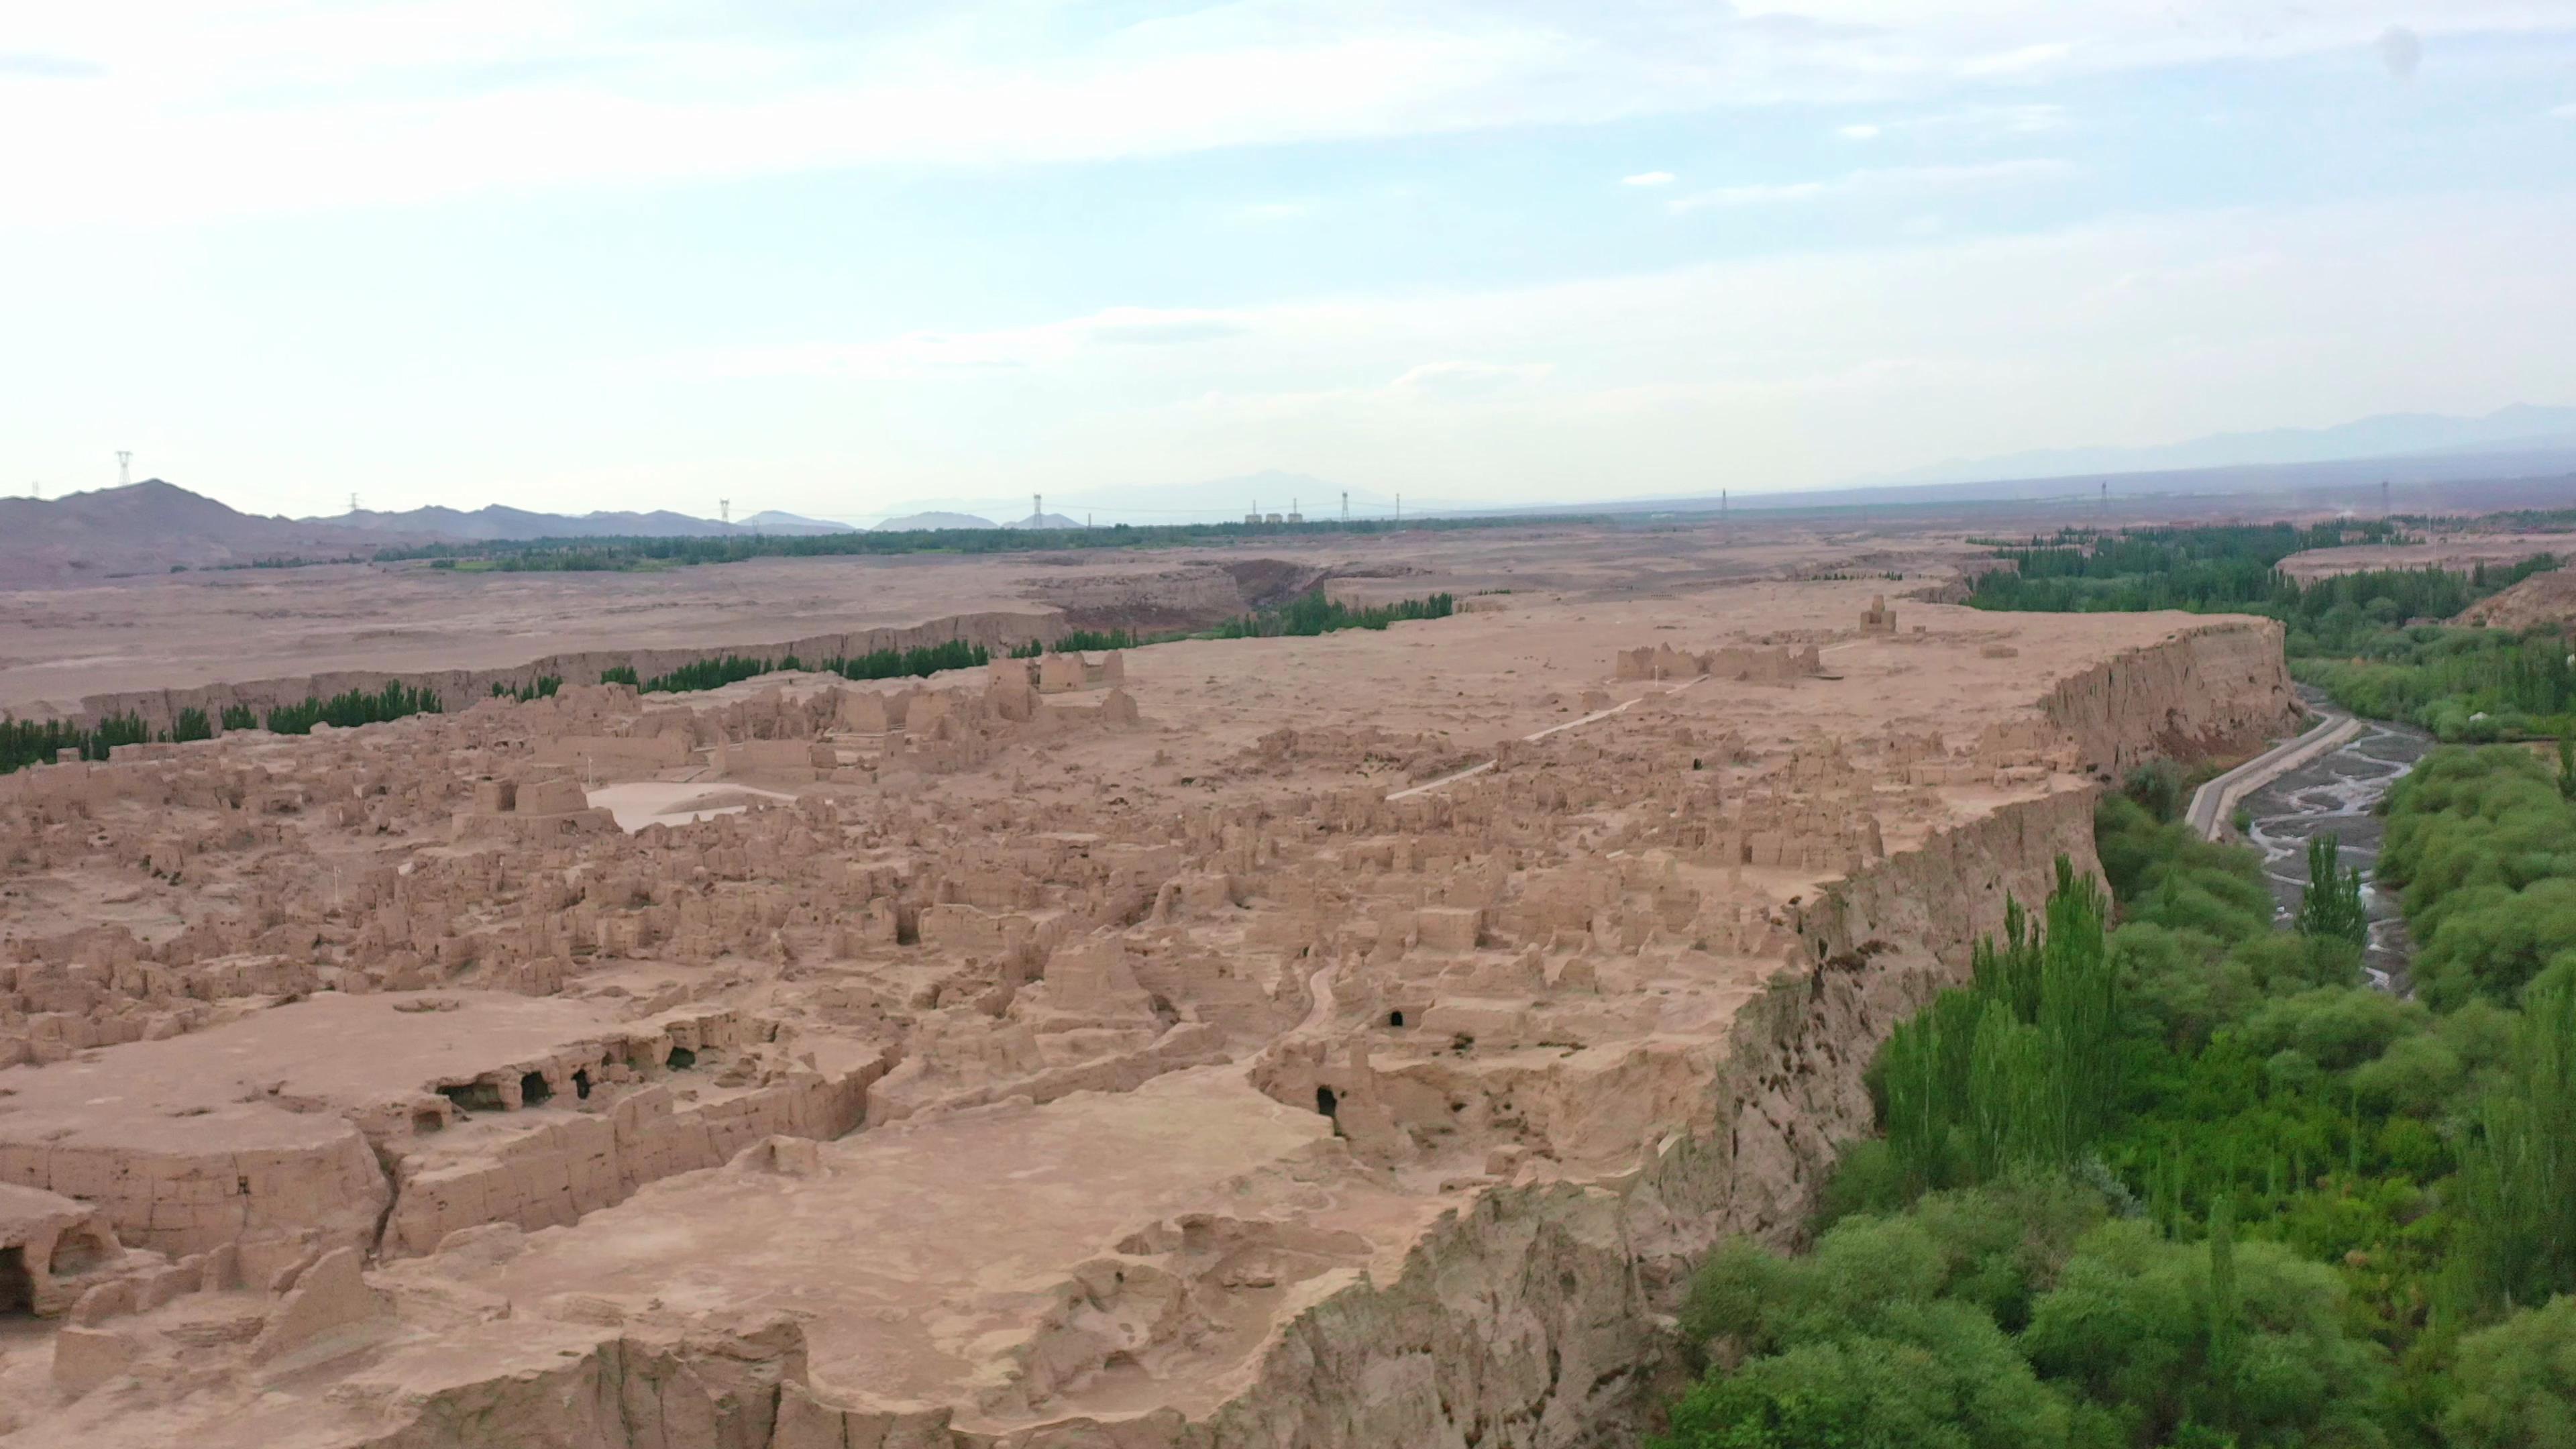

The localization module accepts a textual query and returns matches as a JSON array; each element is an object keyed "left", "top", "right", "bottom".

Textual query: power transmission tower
[
  {"left": 719, "top": 498, "right": 731, "bottom": 525},
  {"left": 350, "top": 492, "right": 360, "bottom": 516},
  {"left": 1340, "top": 491, "right": 1348, "bottom": 523},
  {"left": 1395, "top": 493, "right": 1401, "bottom": 521},
  {"left": 117, "top": 451, "right": 131, "bottom": 487},
  {"left": 1032, "top": 493, "right": 1042, "bottom": 525},
  {"left": 2381, "top": 480, "right": 2392, "bottom": 519}
]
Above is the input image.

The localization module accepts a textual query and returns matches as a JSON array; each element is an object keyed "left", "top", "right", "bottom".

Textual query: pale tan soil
[
  {"left": 2277, "top": 531, "right": 2576, "bottom": 581},
  {"left": 2454, "top": 567, "right": 2576, "bottom": 629},
  {"left": 0, "top": 523, "right": 2299, "bottom": 1449},
  {"left": 0, "top": 519, "right": 1985, "bottom": 718}
]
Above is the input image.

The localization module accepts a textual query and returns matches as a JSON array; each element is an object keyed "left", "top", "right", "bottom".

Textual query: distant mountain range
[
  {"left": 869, "top": 511, "right": 1089, "bottom": 531},
  {"left": 874, "top": 511, "right": 1001, "bottom": 531},
  {"left": 0, "top": 480, "right": 434, "bottom": 586},
  {"left": 1851, "top": 404, "right": 2576, "bottom": 489},
  {"left": 11, "top": 404, "right": 2573, "bottom": 590},
  {"left": 738, "top": 510, "right": 855, "bottom": 534},
  {"left": 311, "top": 503, "right": 855, "bottom": 539}
]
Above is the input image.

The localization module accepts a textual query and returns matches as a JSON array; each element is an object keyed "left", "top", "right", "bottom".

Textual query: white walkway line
[{"left": 1383, "top": 674, "right": 1711, "bottom": 801}]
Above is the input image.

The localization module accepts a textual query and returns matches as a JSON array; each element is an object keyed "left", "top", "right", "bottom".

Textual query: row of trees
[
  {"left": 1878, "top": 864, "right": 2119, "bottom": 1194},
  {"left": 3, "top": 681, "right": 455, "bottom": 773},
  {"left": 375, "top": 515, "right": 1562, "bottom": 572},
  {"left": 1208, "top": 589, "right": 1456, "bottom": 637}
]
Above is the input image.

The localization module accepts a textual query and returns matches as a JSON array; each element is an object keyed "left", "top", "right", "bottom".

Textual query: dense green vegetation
[
  {"left": 2298, "top": 628, "right": 2576, "bottom": 743},
  {"left": 490, "top": 675, "right": 562, "bottom": 702},
  {"left": 371, "top": 515, "right": 1572, "bottom": 572},
  {"left": 0, "top": 712, "right": 149, "bottom": 773},
  {"left": 593, "top": 590, "right": 1452, "bottom": 696},
  {"left": 1965, "top": 523, "right": 2566, "bottom": 741},
  {"left": 1968, "top": 521, "right": 2407, "bottom": 614},
  {"left": 826, "top": 639, "right": 988, "bottom": 682},
  {"left": 4, "top": 680, "right": 474, "bottom": 773},
  {"left": 634, "top": 653, "right": 809, "bottom": 694},
  {"left": 1012, "top": 627, "right": 1150, "bottom": 657},
  {"left": 610, "top": 639, "right": 994, "bottom": 695},
  {"left": 1658, "top": 755, "right": 2576, "bottom": 1448},
  {"left": 1208, "top": 588, "right": 1454, "bottom": 637},
  {"left": 261, "top": 681, "right": 445, "bottom": 735}
]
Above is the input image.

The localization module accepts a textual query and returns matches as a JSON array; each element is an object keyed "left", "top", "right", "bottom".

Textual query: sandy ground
[
  {"left": 0, "top": 519, "right": 1988, "bottom": 715},
  {"left": 584, "top": 780, "right": 800, "bottom": 831}
]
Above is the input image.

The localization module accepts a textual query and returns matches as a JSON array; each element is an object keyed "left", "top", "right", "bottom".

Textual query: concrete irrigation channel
[{"left": 2184, "top": 686, "right": 2432, "bottom": 989}]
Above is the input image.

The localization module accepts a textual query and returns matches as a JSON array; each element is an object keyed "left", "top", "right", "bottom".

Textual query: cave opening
[
  {"left": 666, "top": 1045, "right": 697, "bottom": 1071},
  {"left": 0, "top": 1248, "right": 31, "bottom": 1316},
  {"left": 519, "top": 1071, "right": 553, "bottom": 1107},
  {"left": 1387, "top": 1010, "right": 1405, "bottom": 1028},
  {"left": 572, "top": 1069, "right": 592, "bottom": 1099},
  {"left": 439, "top": 1080, "right": 504, "bottom": 1114},
  {"left": 1314, "top": 1085, "right": 1338, "bottom": 1118}
]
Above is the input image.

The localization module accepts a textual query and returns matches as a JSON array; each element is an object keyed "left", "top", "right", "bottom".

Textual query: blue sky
[{"left": 3, "top": 2, "right": 2573, "bottom": 523}]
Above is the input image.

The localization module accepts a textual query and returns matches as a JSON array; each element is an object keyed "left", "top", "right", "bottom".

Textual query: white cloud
[
  {"left": 2553, "top": 101, "right": 2576, "bottom": 119},
  {"left": 1621, "top": 170, "right": 1677, "bottom": 186},
  {"left": 1387, "top": 360, "right": 1554, "bottom": 397},
  {"left": 1668, "top": 158, "right": 2076, "bottom": 211},
  {"left": 678, "top": 305, "right": 1252, "bottom": 380},
  {"left": 1837, "top": 123, "right": 1881, "bottom": 140},
  {"left": 621, "top": 193, "right": 2576, "bottom": 508},
  {"left": 1, "top": 1, "right": 2561, "bottom": 221}
]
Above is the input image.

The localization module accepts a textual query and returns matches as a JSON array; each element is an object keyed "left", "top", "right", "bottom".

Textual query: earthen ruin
[{"left": 0, "top": 577, "right": 2300, "bottom": 1448}]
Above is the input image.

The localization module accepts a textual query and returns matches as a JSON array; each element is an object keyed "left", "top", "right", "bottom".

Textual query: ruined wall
[
  {"left": 66, "top": 608, "right": 1063, "bottom": 733},
  {"left": 724, "top": 791, "right": 2100, "bottom": 1449},
  {"left": 30, "top": 618, "right": 2286, "bottom": 1449},
  {"left": 383, "top": 1065, "right": 881, "bottom": 1257},
  {"left": 2040, "top": 618, "right": 2300, "bottom": 774},
  {"left": 1150, "top": 789, "right": 2099, "bottom": 1449},
  {"left": 0, "top": 1122, "right": 391, "bottom": 1260}
]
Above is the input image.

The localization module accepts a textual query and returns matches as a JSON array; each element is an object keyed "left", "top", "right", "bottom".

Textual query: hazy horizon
[{"left": 7, "top": 3, "right": 2574, "bottom": 522}]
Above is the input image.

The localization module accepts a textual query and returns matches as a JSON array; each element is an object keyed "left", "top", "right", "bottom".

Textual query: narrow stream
[{"left": 2236, "top": 687, "right": 2433, "bottom": 991}]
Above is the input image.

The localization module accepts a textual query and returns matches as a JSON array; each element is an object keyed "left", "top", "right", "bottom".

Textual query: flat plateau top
[
  {"left": 0, "top": 994, "right": 621, "bottom": 1152},
  {"left": 400, "top": 1067, "right": 1424, "bottom": 1425},
  {"left": 0, "top": 518, "right": 1986, "bottom": 712}
]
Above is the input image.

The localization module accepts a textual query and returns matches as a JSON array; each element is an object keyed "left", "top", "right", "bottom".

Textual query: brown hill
[
  {"left": 2455, "top": 566, "right": 2576, "bottom": 630},
  {"left": 0, "top": 480, "right": 429, "bottom": 587}
]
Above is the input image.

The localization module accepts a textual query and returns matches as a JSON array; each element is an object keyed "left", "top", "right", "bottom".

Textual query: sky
[{"left": 3, "top": 2, "right": 2574, "bottom": 524}]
